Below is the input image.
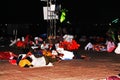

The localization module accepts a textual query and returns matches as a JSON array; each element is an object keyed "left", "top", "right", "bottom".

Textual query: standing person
[
  {"left": 117, "top": 30, "right": 120, "bottom": 42},
  {"left": 106, "top": 27, "right": 116, "bottom": 42}
]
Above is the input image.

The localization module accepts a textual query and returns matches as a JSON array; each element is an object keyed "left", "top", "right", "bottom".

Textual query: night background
[{"left": 6, "top": 0, "right": 120, "bottom": 37}]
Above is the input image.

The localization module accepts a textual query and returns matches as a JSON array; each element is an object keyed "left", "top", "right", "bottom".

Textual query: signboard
[{"left": 43, "top": 7, "right": 58, "bottom": 20}]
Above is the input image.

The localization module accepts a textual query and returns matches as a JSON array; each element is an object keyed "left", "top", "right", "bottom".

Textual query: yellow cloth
[{"left": 19, "top": 59, "right": 32, "bottom": 67}]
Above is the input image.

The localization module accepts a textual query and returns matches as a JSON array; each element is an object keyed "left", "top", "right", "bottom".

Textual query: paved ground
[{"left": 0, "top": 49, "right": 120, "bottom": 80}]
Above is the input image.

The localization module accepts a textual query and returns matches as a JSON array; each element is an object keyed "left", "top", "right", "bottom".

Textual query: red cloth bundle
[
  {"left": 60, "top": 40, "right": 80, "bottom": 51},
  {"left": 0, "top": 52, "right": 11, "bottom": 60},
  {"left": 16, "top": 41, "right": 25, "bottom": 47}
]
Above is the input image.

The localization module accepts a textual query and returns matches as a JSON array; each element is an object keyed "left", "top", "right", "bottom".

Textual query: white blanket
[
  {"left": 114, "top": 43, "right": 120, "bottom": 54},
  {"left": 56, "top": 48, "right": 74, "bottom": 60},
  {"left": 18, "top": 54, "right": 53, "bottom": 67}
]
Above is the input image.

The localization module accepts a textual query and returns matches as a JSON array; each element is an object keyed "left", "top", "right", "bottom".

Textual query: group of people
[
  {"left": 84, "top": 38, "right": 120, "bottom": 54},
  {"left": 8, "top": 37, "right": 62, "bottom": 68},
  {"left": 8, "top": 34, "right": 81, "bottom": 68}
]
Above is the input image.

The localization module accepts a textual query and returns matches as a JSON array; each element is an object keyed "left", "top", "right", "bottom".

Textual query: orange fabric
[
  {"left": 42, "top": 50, "right": 52, "bottom": 56},
  {"left": 59, "top": 40, "right": 80, "bottom": 51}
]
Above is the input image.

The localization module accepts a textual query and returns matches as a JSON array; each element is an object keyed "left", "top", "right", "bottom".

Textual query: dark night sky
[
  {"left": 7, "top": 0, "right": 120, "bottom": 36},
  {"left": 64, "top": 0, "right": 120, "bottom": 23},
  {"left": 8, "top": 0, "right": 120, "bottom": 24}
]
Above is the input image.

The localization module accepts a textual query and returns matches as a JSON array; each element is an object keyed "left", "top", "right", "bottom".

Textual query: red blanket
[{"left": 0, "top": 52, "right": 10, "bottom": 60}]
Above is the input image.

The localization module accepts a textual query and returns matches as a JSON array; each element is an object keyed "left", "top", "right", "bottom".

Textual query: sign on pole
[{"left": 43, "top": 7, "right": 58, "bottom": 20}]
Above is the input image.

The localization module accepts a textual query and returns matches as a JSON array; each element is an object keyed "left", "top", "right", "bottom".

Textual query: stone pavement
[{"left": 0, "top": 50, "right": 120, "bottom": 80}]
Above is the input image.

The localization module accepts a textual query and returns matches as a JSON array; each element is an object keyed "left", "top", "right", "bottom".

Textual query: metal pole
[
  {"left": 46, "top": 0, "right": 48, "bottom": 37},
  {"left": 54, "top": 19, "right": 56, "bottom": 38}
]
